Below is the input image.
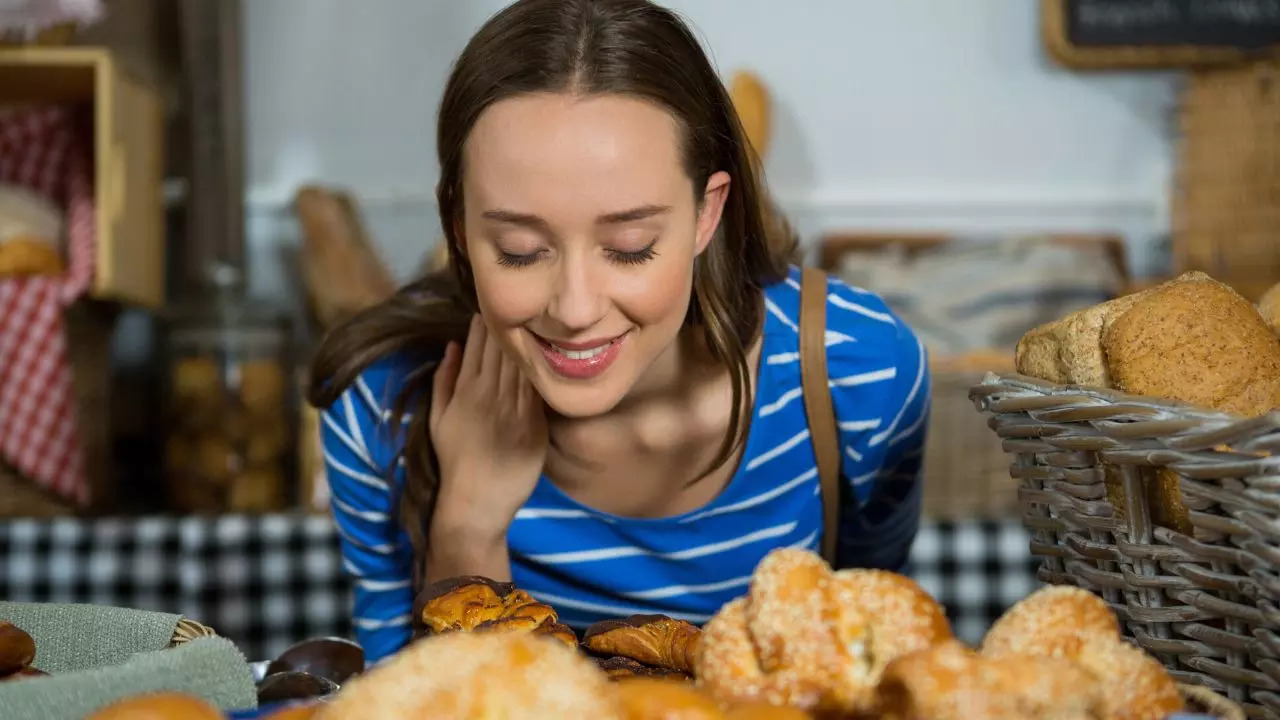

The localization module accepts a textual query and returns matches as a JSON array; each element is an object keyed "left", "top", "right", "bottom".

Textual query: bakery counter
[{"left": 0, "top": 513, "right": 1037, "bottom": 661}]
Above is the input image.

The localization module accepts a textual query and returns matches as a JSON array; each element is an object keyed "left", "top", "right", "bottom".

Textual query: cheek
[
  {"left": 613, "top": 258, "right": 694, "bottom": 328},
  {"left": 472, "top": 265, "right": 545, "bottom": 328}
]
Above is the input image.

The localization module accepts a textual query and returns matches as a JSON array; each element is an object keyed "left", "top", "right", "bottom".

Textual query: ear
[{"left": 694, "top": 171, "right": 731, "bottom": 256}]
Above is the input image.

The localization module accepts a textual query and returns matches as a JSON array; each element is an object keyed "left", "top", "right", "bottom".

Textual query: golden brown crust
[
  {"left": 417, "top": 576, "right": 560, "bottom": 637},
  {"left": 982, "top": 585, "right": 1120, "bottom": 660},
  {"left": 1013, "top": 271, "right": 1211, "bottom": 389},
  {"left": 315, "top": 631, "right": 623, "bottom": 720},
  {"left": 1102, "top": 276, "right": 1280, "bottom": 418},
  {"left": 1074, "top": 637, "right": 1184, "bottom": 720},
  {"left": 584, "top": 615, "right": 702, "bottom": 673},
  {"left": 875, "top": 640, "right": 1103, "bottom": 720},
  {"left": 613, "top": 677, "right": 725, "bottom": 719},
  {"left": 533, "top": 620, "right": 580, "bottom": 648},
  {"left": 694, "top": 548, "right": 952, "bottom": 716}
]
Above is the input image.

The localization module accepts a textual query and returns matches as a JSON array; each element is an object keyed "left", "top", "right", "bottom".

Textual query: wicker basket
[{"left": 970, "top": 373, "right": 1280, "bottom": 718}]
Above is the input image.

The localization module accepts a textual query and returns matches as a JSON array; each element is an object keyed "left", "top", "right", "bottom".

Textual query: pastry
[
  {"left": 416, "top": 575, "right": 558, "bottom": 634},
  {"left": 584, "top": 614, "right": 702, "bottom": 674},
  {"left": 875, "top": 639, "right": 1102, "bottom": 720},
  {"left": 694, "top": 548, "right": 951, "bottom": 715},
  {"left": 314, "top": 630, "right": 623, "bottom": 720},
  {"left": 982, "top": 585, "right": 1183, "bottom": 720},
  {"left": 613, "top": 677, "right": 723, "bottom": 719}
]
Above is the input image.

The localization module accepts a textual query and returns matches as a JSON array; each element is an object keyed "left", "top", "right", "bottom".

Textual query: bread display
[
  {"left": 1015, "top": 271, "right": 1280, "bottom": 417},
  {"left": 313, "top": 630, "right": 624, "bottom": 720},
  {"left": 584, "top": 614, "right": 701, "bottom": 678},
  {"left": 694, "top": 548, "right": 952, "bottom": 716}
]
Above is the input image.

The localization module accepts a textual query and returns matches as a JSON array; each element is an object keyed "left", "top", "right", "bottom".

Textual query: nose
[{"left": 546, "top": 252, "right": 607, "bottom": 333}]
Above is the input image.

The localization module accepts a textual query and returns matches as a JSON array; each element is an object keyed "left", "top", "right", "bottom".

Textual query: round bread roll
[
  {"left": 1074, "top": 636, "right": 1184, "bottom": 720},
  {"left": 315, "top": 630, "right": 622, "bottom": 720},
  {"left": 695, "top": 548, "right": 950, "bottom": 716},
  {"left": 1102, "top": 276, "right": 1280, "bottom": 418},
  {"left": 85, "top": 692, "right": 223, "bottom": 720},
  {"left": 982, "top": 585, "right": 1120, "bottom": 659}
]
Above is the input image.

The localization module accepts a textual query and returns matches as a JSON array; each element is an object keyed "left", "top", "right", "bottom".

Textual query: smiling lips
[{"left": 534, "top": 331, "right": 629, "bottom": 380}]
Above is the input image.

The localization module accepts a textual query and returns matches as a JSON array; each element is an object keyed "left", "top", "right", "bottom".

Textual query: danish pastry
[{"left": 414, "top": 575, "right": 574, "bottom": 646}]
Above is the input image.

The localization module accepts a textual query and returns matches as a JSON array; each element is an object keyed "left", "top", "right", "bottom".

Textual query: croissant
[
  {"left": 414, "top": 575, "right": 578, "bottom": 648},
  {"left": 584, "top": 614, "right": 702, "bottom": 674},
  {"left": 694, "top": 548, "right": 951, "bottom": 715},
  {"left": 981, "top": 586, "right": 1183, "bottom": 720}
]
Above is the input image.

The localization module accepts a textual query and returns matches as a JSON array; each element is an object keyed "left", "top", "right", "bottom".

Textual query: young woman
[{"left": 310, "top": 0, "right": 930, "bottom": 665}]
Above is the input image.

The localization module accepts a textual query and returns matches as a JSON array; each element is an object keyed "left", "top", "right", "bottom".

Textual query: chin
[{"left": 533, "top": 377, "right": 630, "bottom": 419}]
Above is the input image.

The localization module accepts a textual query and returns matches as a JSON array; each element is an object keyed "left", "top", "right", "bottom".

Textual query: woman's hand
[{"left": 426, "top": 314, "right": 548, "bottom": 580}]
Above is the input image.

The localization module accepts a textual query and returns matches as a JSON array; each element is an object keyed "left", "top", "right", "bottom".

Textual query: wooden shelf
[{"left": 0, "top": 46, "right": 165, "bottom": 308}]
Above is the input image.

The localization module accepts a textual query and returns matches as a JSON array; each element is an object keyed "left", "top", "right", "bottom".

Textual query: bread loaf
[
  {"left": 1014, "top": 271, "right": 1208, "bottom": 387},
  {"left": 1103, "top": 276, "right": 1280, "bottom": 418}
]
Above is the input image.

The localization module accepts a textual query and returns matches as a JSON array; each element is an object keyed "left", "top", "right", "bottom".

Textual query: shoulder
[
  {"left": 318, "top": 350, "right": 433, "bottom": 473},
  {"left": 761, "top": 265, "right": 925, "bottom": 373}
]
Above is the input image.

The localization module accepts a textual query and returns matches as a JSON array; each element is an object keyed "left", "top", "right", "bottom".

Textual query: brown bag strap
[{"left": 798, "top": 266, "right": 841, "bottom": 566}]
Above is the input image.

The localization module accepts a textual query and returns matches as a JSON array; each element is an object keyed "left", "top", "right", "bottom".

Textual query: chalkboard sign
[{"left": 1042, "top": 0, "right": 1280, "bottom": 69}]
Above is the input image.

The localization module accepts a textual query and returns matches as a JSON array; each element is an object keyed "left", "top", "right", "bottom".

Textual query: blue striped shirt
[{"left": 320, "top": 265, "right": 931, "bottom": 664}]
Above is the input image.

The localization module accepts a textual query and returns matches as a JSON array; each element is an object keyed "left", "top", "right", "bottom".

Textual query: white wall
[{"left": 241, "top": 0, "right": 1181, "bottom": 300}]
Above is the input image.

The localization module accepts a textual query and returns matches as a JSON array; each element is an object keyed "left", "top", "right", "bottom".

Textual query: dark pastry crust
[
  {"left": 593, "top": 655, "right": 692, "bottom": 682},
  {"left": 582, "top": 614, "right": 702, "bottom": 674}
]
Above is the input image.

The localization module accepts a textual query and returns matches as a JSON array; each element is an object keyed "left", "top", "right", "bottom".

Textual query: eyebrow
[{"left": 480, "top": 204, "right": 672, "bottom": 230}]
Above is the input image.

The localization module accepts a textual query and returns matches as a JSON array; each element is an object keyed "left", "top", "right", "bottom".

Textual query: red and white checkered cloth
[{"left": 0, "top": 106, "right": 97, "bottom": 506}]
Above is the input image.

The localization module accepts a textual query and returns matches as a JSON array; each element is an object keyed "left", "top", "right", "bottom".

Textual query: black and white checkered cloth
[{"left": 0, "top": 514, "right": 1040, "bottom": 660}]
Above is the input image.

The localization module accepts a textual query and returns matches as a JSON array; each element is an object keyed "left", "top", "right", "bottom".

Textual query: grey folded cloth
[{"left": 0, "top": 602, "right": 257, "bottom": 718}]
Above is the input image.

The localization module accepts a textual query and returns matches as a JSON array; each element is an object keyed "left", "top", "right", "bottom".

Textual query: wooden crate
[
  {"left": 1174, "top": 59, "right": 1280, "bottom": 304},
  {"left": 0, "top": 46, "right": 165, "bottom": 307}
]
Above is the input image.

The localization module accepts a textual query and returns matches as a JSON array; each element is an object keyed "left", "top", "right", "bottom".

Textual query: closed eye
[{"left": 609, "top": 238, "right": 658, "bottom": 266}]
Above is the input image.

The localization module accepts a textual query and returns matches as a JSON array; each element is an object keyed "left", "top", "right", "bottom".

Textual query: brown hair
[{"left": 308, "top": 0, "right": 796, "bottom": 567}]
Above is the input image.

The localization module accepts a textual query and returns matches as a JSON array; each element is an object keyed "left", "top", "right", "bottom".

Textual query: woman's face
[{"left": 460, "top": 92, "right": 729, "bottom": 418}]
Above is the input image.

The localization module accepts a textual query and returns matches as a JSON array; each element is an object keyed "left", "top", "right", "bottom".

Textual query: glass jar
[{"left": 162, "top": 263, "right": 295, "bottom": 514}]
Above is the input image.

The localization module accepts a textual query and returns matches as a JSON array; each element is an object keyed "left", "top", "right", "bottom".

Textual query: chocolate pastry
[
  {"left": 0, "top": 621, "right": 37, "bottom": 677},
  {"left": 593, "top": 655, "right": 691, "bottom": 682},
  {"left": 583, "top": 614, "right": 701, "bottom": 674}
]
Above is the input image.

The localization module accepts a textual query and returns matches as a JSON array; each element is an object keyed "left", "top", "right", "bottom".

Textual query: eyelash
[{"left": 496, "top": 240, "right": 659, "bottom": 268}]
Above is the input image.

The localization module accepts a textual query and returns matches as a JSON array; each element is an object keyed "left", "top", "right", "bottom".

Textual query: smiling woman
[{"left": 307, "top": 0, "right": 929, "bottom": 666}]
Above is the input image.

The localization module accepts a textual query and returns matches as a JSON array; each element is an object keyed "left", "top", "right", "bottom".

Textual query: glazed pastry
[
  {"left": 314, "top": 630, "right": 623, "bottom": 719},
  {"left": 584, "top": 614, "right": 702, "bottom": 674},
  {"left": 694, "top": 548, "right": 951, "bottom": 715},
  {"left": 613, "top": 677, "right": 723, "bottom": 719},
  {"left": 416, "top": 575, "right": 557, "bottom": 634}
]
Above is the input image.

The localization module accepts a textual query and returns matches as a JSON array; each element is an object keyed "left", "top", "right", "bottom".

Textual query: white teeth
[{"left": 551, "top": 342, "right": 610, "bottom": 360}]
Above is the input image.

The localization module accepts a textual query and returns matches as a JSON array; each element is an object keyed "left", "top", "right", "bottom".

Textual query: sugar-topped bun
[
  {"left": 981, "top": 585, "right": 1183, "bottom": 720},
  {"left": 982, "top": 585, "right": 1120, "bottom": 659},
  {"left": 315, "top": 630, "right": 622, "bottom": 719},
  {"left": 875, "top": 640, "right": 1102, "bottom": 720},
  {"left": 695, "top": 548, "right": 951, "bottom": 715}
]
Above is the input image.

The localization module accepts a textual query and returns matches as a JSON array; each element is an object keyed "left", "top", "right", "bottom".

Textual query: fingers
[
  {"left": 430, "top": 341, "right": 461, "bottom": 427},
  {"left": 479, "top": 316, "right": 504, "bottom": 383},
  {"left": 459, "top": 314, "right": 486, "bottom": 381}
]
